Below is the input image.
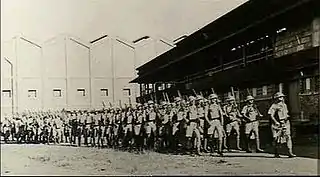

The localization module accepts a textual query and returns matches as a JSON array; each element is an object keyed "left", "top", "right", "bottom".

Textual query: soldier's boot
[
  {"left": 217, "top": 138, "right": 224, "bottom": 157},
  {"left": 245, "top": 134, "right": 252, "bottom": 153},
  {"left": 255, "top": 136, "right": 264, "bottom": 153},
  {"left": 236, "top": 134, "right": 242, "bottom": 151},
  {"left": 287, "top": 136, "right": 296, "bottom": 158},
  {"left": 273, "top": 140, "right": 280, "bottom": 158},
  {"left": 203, "top": 138, "right": 210, "bottom": 153}
]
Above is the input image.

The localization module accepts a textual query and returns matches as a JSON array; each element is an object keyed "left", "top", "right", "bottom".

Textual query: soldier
[
  {"left": 133, "top": 103, "right": 145, "bottom": 152},
  {"left": 112, "top": 107, "right": 122, "bottom": 148},
  {"left": 54, "top": 115, "right": 64, "bottom": 144},
  {"left": 144, "top": 100, "right": 157, "bottom": 150},
  {"left": 156, "top": 101, "right": 167, "bottom": 151},
  {"left": 70, "top": 112, "right": 78, "bottom": 145},
  {"left": 268, "top": 92, "right": 296, "bottom": 158},
  {"left": 171, "top": 97, "right": 186, "bottom": 152},
  {"left": 196, "top": 95, "right": 209, "bottom": 152},
  {"left": 63, "top": 111, "right": 72, "bottom": 144},
  {"left": 223, "top": 95, "right": 242, "bottom": 151},
  {"left": 122, "top": 106, "right": 134, "bottom": 150},
  {"left": 186, "top": 96, "right": 202, "bottom": 156},
  {"left": 241, "top": 95, "right": 264, "bottom": 153},
  {"left": 205, "top": 94, "right": 224, "bottom": 156},
  {"left": 2, "top": 116, "right": 11, "bottom": 143}
]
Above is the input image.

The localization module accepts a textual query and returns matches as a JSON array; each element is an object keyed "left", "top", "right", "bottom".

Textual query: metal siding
[{"left": 90, "top": 37, "right": 113, "bottom": 78}]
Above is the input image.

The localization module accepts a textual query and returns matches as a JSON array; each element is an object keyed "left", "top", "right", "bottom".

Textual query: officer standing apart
[{"left": 268, "top": 92, "right": 296, "bottom": 158}]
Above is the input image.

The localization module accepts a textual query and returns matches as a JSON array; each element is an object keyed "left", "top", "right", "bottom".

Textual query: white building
[{"left": 1, "top": 34, "right": 175, "bottom": 116}]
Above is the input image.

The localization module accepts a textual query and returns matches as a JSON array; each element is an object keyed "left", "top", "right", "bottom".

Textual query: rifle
[
  {"left": 211, "top": 88, "right": 215, "bottom": 94},
  {"left": 192, "top": 89, "right": 197, "bottom": 96},
  {"left": 162, "top": 92, "right": 167, "bottom": 102},
  {"left": 177, "top": 90, "right": 182, "bottom": 98},
  {"left": 102, "top": 101, "right": 106, "bottom": 108},
  {"left": 165, "top": 92, "right": 170, "bottom": 103}
]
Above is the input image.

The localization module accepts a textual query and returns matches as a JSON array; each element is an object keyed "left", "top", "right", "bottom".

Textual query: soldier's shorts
[
  {"left": 55, "top": 128, "right": 62, "bottom": 138},
  {"left": 134, "top": 124, "right": 142, "bottom": 135},
  {"left": 158, "top": 125, "right": 166, "bottom": 137},
  {"left": 172, "top": 122, "right": 181, "bottom": 136},
  {"left": 106, "top": 126, "right": 112, "bottom": 136},
  {"left": 226, "top": 121, "right": 240, "bottom": 134},
  {"left": 145, "top": 121, "right": 157, "bottom": 134},
  {"left": 123, "top": 124, "right": 133, "bottom": 134},
  {"left": 186, "top": 122, "right": 199, "bottom": 137},
  {"left": 271, "top": 119, "right": 291, "bottom": 139},
  {"left": 245, "top": 121, "right": 259, "bottom": 135},
  {"left": 113, "top": 124, "right": 119, "bottom": 136},
  {"left": 199, "top": 118, "right": 205, "bottom": 134},
  {"left": 207, "top": 119, "right": 224, "bottom": 138}
]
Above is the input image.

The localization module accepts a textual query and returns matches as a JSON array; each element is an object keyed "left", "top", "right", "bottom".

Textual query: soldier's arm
[{"left": 268, "top": 105, "right": 279, "bottom": 125}]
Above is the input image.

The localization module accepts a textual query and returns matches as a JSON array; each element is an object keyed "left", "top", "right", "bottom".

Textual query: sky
[{"left": 1, "top": 0, "right": 247, "bottom": 44}]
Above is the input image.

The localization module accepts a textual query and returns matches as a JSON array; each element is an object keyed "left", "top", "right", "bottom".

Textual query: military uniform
[
  {"left": 268, "top": 92, "right": 295, "bottom": 158},
  {"left": 241, "top": 95, "right": 264, "bottom": 153}
]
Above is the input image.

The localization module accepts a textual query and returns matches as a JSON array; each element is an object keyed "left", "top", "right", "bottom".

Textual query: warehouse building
[
  {"left": 1, "top": 34, "right": 174, "bottom": 116},
  {"left": 132, "top": 0, "right": 319, "bottom": 146}
]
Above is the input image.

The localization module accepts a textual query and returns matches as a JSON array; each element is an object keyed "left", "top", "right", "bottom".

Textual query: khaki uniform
[
  {"left": 224, "top": 104, "right": 241, "bottom": 134},
  {"left": 207, "top": 103, "right": 224, "bottom": 138},
  {"left": 123, "top": 112, "right": 133, "bottom": 134},
  {"left": 145, "top": 109, "right": 157, "bottom": 134},
  {"left": 241, "top": 104, "right": 260, "bottom": 137},
  {"left": 268, "top": 102, "right": 291, "bottom": 143},
  {"left": 186, "top": 105, "right": 200, "bottom": 138},
  {"left": 134, "top": 110, "right": 144, "bottom": 136}
]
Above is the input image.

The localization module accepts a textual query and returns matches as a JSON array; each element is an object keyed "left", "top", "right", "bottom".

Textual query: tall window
[
  {"left": 2, "top": 90, "right": 11, "bottom": 98},
  {"left": 262, "top": 86, "right": 268, "bottom": 95},
  {"left": 101, "top": 89, "right": 108, "bottom": 97},
  {"left": 77, "top": 89, "right": 86, "bottom": 96},
  {"left": 53, "top": 89, "right": 62, "bottom": 97},
  {"left": 28, "top": 90, "right": 37, "bottom": 98},
  {"left": 252, "top": 88, "right": 257, "bottom": 96}
]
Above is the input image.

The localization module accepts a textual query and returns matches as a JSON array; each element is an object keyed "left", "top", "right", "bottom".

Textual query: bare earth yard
[{"left": 1, "top": 144, "right": 318, "bottom": 176}]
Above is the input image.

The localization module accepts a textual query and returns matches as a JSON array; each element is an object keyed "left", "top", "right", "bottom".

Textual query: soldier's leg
[
  {"left": 285, "top": 121, "right": 295, "bottom": 157},
  {"left": 253, "top": 122, "right": 263, "bottom": 152},
  {"left": 233, "top": 123, "right": 242, "bottom": 150},
  {"left": 194, "top": 129, "right": 201, "bottom": 155},
  {"left": 244, "top": 123, "right": 252, "bottom": 152}
]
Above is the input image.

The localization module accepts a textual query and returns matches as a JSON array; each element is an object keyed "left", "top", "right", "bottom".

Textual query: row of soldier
[{"left": 0, "top": 91, "right": 296, "bottom": 157}]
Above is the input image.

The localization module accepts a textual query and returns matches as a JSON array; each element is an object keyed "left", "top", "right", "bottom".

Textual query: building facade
[{"left": 1, "top": 34, "right": 174, "bottom": 116}]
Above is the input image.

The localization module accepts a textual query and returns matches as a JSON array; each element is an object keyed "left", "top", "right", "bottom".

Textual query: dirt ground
[{"left": 0, "top": 143, "right": 318, "bottom": 176}]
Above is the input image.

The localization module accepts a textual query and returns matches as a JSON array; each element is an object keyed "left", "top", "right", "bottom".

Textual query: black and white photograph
[{"left": 1, "top": 0, "right": 319, "bottom": 175}]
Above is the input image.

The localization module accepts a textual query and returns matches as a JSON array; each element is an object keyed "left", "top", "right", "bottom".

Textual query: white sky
[{"left": 1, "top": 0, "right": 247, "bottom": 44}]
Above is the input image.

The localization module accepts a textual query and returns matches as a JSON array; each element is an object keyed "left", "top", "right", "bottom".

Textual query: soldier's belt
[
  {"left": 246, "top": 119, "right": 258, "bottom": 123},
  {"left": 209, "top": 117, "right": 220, "bottom": 121},
  {"left": 189, "top": 119, "right": 198, "bottom": 122}
]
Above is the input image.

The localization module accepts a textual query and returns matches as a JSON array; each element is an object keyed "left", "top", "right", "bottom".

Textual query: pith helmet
[
  {"left": 148, "top": 100, "right": 154, "bottom": 105},
  {"left": 209, "top": 94, "right": 218, "bottom": 99},
  {"left": 246, "top": 95, "right": 254, "bottom": 101},
  {"left": 274, "top": 92, "right": 285, "bottom": 99},
  {"left": 227, "top": 96, "right": 235, "bottom": 101},
  {"left": 174, "top": 97, "right": 182, "bottom": 102},
  {"left": 196, "top": 95, "right": 203, "bottom": 101},
  {"left": 189, "top": 96, "right": 196, "bottom": 101}
]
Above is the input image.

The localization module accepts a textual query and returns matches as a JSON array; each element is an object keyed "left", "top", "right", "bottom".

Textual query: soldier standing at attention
[
  {"left": 241, "top": 95, "right": 264, "bottom": 153},
  {"left": 144, "top": 100, "right": 157, "bottom": 150},
  {"left": 268, "top": 92, "right": 296, "bottom": 158},
  {"left": 186, "top": 96, "right": 202, "bottom": 156},
  {"left": 205, "top": 94, "right": 224, "bottom": 156},
  {"left": 133, "top": 103, "right": 145, "bottom": 152},
  {"left": 224, "top": 96, "right": 243, "bottom": 151}
]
